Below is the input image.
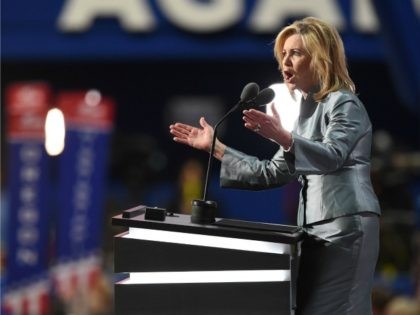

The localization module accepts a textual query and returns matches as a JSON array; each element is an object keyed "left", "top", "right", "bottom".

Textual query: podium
[{"left": 112, "top": 206, "right": 303, "bottom": 315}]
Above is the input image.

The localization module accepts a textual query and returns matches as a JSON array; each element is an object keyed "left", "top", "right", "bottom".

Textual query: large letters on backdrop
[{"left": 57, "top": 0, "right": 380, "bottom": 33}]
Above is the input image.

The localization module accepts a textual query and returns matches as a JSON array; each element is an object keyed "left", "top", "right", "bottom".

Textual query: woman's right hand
[{"left": 169, "top": 117, "right": 214, "bottom": 153}]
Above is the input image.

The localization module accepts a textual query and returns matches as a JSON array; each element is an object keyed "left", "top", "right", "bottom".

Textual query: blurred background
[{"left": 1, "top": 0, "right": 419, "bottom": 314}]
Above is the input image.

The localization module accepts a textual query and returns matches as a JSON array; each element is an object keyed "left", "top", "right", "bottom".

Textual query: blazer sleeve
[
  {"left": 220, "top": 146, "right": 296, "bottom": 190},
  {"left": 284, "top": 98, "right": 370, "bottom": 175}
]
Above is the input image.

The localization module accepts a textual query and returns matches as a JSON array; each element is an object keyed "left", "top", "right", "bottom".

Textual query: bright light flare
[
  {"left": 266, "top": 83, "right": 301, "bottom": 132},
  {"left": 45, "top": 108, "right": 65, "bottom": 156},
  {"left": 84, "top": 89, "right": 101, "bottom": 106}
]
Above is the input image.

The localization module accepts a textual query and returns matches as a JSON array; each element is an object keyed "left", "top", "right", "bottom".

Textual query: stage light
[
  {"left": 45, "top": 108, "right": 65, "bottom": 156},
  {"left": 267, "top": 83, "right": 301, "bottom": 132},
  {"left": 84, "top": 89, "right": 101, "bottom": 106}
]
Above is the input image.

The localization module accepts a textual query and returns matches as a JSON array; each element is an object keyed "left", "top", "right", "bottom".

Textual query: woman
[{"left": 169, "top": 17, "right": 380, "bottom": 315}]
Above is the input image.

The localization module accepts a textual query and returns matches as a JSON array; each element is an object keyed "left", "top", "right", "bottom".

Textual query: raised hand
[
  {"left": 243, "top": 103, "right": 292, "bottom": 149},
  {"left": 169, "top": 117, "right": 214, "bottom": 153}
]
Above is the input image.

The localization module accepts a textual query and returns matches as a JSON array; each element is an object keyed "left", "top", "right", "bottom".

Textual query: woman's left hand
[{"left": 243, "top": 103, "right": 292, "bottom": 148}]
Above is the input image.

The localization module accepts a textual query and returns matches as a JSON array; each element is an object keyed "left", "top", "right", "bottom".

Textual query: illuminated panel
[
  {"left": 119, "top": 270, "right": 290, "bottom": 285},
  {"left": 124, "top": 227, "right": 290, "bottom": 254}
]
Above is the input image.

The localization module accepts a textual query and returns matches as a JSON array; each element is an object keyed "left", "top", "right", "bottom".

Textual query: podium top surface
[{"left": 112, "top": 210, "right": 304, "bottom": 244}]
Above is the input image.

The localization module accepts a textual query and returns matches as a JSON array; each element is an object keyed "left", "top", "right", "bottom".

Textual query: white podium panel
[{"left": 113, "top": 211, "right": 303, "bottom": 315}]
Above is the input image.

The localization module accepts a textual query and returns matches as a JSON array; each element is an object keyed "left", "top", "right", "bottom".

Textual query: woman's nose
[{"left": 283, "top": 54, "right": 292, "bottom": 67}]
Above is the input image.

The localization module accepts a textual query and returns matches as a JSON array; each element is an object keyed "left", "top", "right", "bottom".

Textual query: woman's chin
[{"left": 284, "top": 82, "right": 297, "bottom": 91}]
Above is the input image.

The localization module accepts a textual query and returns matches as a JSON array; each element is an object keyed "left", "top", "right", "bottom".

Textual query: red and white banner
[
  {"left": 3, "top": 82, "right": 52, "bottom": 315},
  {"left": 2, "top": 280, "right": 50, "bottom": 315}
]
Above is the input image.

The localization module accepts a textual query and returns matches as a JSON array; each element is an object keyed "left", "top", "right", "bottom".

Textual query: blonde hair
[{"left": 274, "top": 17, "right": 355, "bottom": 101}]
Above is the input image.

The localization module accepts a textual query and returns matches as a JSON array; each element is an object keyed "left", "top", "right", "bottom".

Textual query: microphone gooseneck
[
  {"left": 191, "top": 82, "right": 260, "bottom": 224},
  {"left": 191, "top": 84, "right": 275, "bottom": 225},
  {"left": 202, "top": 82, "right": 260, "bottom": 201}
]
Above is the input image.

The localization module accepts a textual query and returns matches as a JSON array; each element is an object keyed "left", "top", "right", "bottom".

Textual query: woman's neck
[{"left": 300, "top": 84, "right": 319, "bottom": 100}]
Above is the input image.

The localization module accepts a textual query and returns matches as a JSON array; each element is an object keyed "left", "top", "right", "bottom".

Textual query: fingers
[
  {"left": 243, "top": 109, "right": 267, "bottom": 121},
  {"left": 199, "top": 117, "right": 208, "bottom": 128},
  {"left": 170, "top": 122, "right": 192, "bottom": 134},
  {"left": 243, "top": 109, "right": 271, "bottom": 126},
  {"left": 242, "top": 115, "right": 256, "bottom": 126},
  {"left": 170, "top": 122, "right": 196, "bottom": 137},
  {"left": 242, "top": 110, "right": 259, "bottom": 128},
  {"left": 169, "top": 124, "right": 193, "bottom": 147},
  {"left": 270, "top": 103, "right": 280, "bottom": 119},
  {"left": 242, "top": 116, "right": 261, "bottom": 132},
  {"left": 169, "top": 123, "right": 191, "bottom": 144},
  {"left": 172, "top": 136, "right": 189, "bottom": 146},
  {"left": 169, "top": 127, "right": 187, "bottom": 139}
]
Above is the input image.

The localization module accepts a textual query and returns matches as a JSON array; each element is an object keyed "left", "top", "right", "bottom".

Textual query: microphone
[
  {"left": 240, "top": 82, "right": 260, "bottom": 104},
  {"left": 241, "top": 87, "right": 275, "bottom": 109},
  {"left": 191, "top": 82, "right": 260, "bottom": 224}
]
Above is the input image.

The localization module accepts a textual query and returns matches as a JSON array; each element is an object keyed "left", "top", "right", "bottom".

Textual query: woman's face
[{"left": 280, "top": 34, "right": 317, "bottom": 96}]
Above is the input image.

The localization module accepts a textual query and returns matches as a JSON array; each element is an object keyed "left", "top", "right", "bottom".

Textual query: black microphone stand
[
  {"left": 190, "top": 102, "right": 242, "bottom": 224},
  {"left": 190, "top": 82, "right": 261, "bottom": 224}
]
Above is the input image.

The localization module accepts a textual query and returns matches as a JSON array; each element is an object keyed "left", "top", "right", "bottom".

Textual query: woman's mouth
[{"left": 283, "top": 70, "right": 294, "bottom": 82}]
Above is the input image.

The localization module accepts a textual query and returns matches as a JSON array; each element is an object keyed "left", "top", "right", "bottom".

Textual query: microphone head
[
  {"left": 244, "top": 88, "right": 275, "bottom": 109},
  {"left": 240, "top": 82, "right": 260, "bottom": 102}
]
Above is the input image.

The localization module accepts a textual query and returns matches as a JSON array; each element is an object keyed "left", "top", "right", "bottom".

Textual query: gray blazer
[{"left": 220, "top": 89, "right": 381, "bottom": 226}]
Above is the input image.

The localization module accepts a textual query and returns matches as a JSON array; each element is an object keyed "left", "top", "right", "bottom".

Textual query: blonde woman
[{"left": 170, "top": 17, "right": 381, "bottom": 315}]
